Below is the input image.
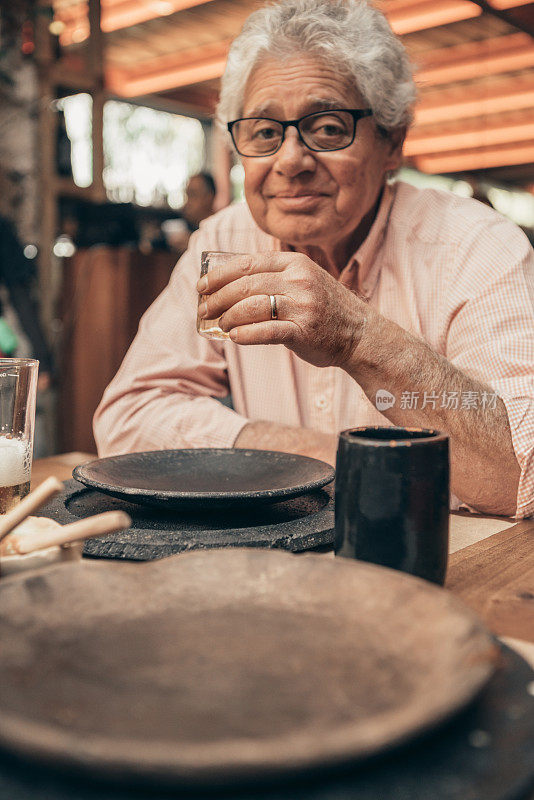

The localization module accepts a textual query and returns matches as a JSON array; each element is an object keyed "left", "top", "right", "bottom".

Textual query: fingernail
[
  {"left": 197, "top": 277, "right": 207, "bottom": 292},
  {"left": 198, "top": 302, "right": 208, "bottom": 318}
]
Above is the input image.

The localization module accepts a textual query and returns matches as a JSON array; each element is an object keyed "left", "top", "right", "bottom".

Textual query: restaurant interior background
[{"left": 1, "top": 0, "right": 534, "bottom": 458}]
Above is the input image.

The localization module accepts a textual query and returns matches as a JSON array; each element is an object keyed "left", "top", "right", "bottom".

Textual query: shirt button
[{"left": 315, "top": 396, "right": 328, "bottom": 410}]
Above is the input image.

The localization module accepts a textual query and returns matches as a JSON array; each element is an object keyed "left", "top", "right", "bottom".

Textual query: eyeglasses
[{"left": 227, "top": 109, "right": 373, "bottom": 157}]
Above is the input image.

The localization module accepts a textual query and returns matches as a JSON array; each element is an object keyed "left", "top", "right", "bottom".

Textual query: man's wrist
[
  {"left": 234, "top": 420, "right": 337, "bottom": 466},
  {"left": 341, "top": 298, "right": 376, "bottom": 376}
]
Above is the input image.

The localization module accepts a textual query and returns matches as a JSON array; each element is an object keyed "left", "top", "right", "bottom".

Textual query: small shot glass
[{"left": 197, "top": 251, "right": 240, "bottom": 340}]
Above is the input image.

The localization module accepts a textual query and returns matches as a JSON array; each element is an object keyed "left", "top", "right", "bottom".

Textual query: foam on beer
[{"left": 0, "top": 437, "right": 31, "bottom": 486}]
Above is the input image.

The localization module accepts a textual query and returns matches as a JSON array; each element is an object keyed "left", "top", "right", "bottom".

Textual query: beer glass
[
  {"left": 0, "top": 359, "right": 38, "bottom": 513},
  {"left": 197, "top": 251, "right": 240, "bottom": 340},
  {"left": 335, "top": 426, "right": 450, "bottom": 585}
]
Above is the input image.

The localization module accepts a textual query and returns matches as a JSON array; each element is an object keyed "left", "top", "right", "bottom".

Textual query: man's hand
[{"left": 196, "top": 253, "right": 366, "bottom": 368}]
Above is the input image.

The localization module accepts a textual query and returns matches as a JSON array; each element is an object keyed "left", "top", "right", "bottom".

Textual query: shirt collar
[{"left": 339, "top": 182, "right": 395, "bottom": 298}]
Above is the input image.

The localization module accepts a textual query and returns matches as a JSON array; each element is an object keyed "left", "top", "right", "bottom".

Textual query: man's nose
[{"left": 273, "top": 128, "right": 315, "bottom": 175}]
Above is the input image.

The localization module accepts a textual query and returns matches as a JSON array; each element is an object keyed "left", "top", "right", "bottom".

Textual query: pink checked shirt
[{"left": 94, "top": 181, "right": 534, "bottom": 518}]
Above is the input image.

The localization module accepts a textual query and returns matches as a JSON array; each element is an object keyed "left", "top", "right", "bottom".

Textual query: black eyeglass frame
[{"left": 227, "top": 108, "right": 373, "bottom": 157}]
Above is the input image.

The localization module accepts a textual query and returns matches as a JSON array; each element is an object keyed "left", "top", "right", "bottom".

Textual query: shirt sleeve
[
  {"left": 93, "top": 228, "right": 250, "bottom": 456},
  {"left": 444, "top": 217, "right": 534, "bottom": 518}
]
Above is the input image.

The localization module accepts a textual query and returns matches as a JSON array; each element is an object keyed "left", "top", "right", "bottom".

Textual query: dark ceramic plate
[
  {"left": 72, "top": 449, "right": 335, "bottom": 509},
  {"left": 0, "top": 550, "right": 498, "bottom": 786}
]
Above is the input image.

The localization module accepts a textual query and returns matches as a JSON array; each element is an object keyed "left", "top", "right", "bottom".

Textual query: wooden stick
[
  {"left": 0, "top": 477, "right": 64, "bottom": 543},
  {"left": 0, "top": 517, "right": 61, "bottom": 557},
  {"left": 9, "top": 511, "right": 131, "bottom": 555}
]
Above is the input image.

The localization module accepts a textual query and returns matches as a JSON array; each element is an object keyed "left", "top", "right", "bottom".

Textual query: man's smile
[
  {"left": 268, "top": 190, "right": 329, "bottom": 197},
  {"left": 265, "top": 190, "right": 330, "bottom": 210}
]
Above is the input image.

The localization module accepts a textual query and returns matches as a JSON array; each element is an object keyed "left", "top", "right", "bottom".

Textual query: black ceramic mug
[{"left": 334, "top": 427, "right": 450, "bottom": 585}]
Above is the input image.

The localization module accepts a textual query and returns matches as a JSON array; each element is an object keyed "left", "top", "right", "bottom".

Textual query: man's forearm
[
  {"left": 233, "top": 311, "right": 521, "bottom": 514},
  {"left": 234, "top": 421, "right": 338, "bottom": 466},
  {"left": 348, "top": 305, "right": 520, "bottom": 515}
]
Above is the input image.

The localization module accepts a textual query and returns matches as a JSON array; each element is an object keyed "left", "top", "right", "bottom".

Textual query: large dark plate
[
  {"left": 72, "top": 449, "right": 335, "bottom": 509},
  {"left": 0, "top": 549, "right": 498, "bottom": 786}
]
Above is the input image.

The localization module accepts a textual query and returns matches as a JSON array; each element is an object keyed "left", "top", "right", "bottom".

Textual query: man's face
[
  {"left": 183, "top": 176, "right": 214, "bottom": 226},
  {"left": 241, "top": 57, "right": 403, "bottom": 254}
]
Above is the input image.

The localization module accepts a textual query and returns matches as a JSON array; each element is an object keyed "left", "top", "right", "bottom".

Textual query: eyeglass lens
[{"left": 232, "top": 110, "right": 356, "bottom": 156}]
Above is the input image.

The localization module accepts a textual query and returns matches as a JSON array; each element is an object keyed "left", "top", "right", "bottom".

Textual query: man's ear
[{"left": 385, "top": 126, "right": 407, "bottom": 172}]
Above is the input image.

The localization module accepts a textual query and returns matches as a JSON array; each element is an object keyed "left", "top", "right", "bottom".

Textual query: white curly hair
[{"left": 217, "top": 0, "right": 416, "bottom": 135}]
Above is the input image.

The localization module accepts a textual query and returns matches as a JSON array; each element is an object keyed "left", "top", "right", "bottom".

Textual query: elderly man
[{"left": 94, "top": 0, "right": 534, "bottom": 519}]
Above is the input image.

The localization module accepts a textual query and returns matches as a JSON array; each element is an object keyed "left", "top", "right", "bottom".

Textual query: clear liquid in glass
[{"left": 196, "top": 251, "right": 236, "bottom": 340}]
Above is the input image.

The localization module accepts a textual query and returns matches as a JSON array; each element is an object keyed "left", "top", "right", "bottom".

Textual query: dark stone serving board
[
  {"left": 35, "top": 479, "right": 335, "bottom": 560},
  {"left": 0, "top": 645, "right": 531, "bottom": 800}
]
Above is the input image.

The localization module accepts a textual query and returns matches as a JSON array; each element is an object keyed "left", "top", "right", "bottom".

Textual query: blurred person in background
[
  {"left": 162, "top": 172, "right": 216, "bottom": 252},
  {"left": 182, "top": 172, "right": 216, "bottom": 232}
]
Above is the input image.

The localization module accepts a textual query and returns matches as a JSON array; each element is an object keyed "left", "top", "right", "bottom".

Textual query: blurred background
[{"left": 1, "top": 0, "right": 533, "bottom": 457}]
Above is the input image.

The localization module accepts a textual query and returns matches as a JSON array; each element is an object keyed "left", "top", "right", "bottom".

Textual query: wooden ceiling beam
[
  {"left": 470, "top": 0, "right": 534, "bottom": 37},
  {"left": 56, "top": 0, "right": 217, "bottom": 44},
  {"left": 415, "top": 33, "right": 534, "bottom": 86},
  {"left": 107, "top": 55, "right": 228, "bottom": 96},
  {"left": 415, "top": 31, "right": 530, "bottom": 69},
  {"left": 415, "top": 78, "right": 534, "bottom": 125},
  {"left": 406, "top": 113, "right": 534, "bottom": 155},
  {"left": 107, "top": 39, "right": 231, "bottom": 78},
  {"left": 106, "top": 39, "right": 230, "bottom": 95},
  {"left": 414, "top": 143, "right": 534, "bottom": 173},
  {"left": 489, "top": 0, "right": 534, "bottom": 8},
  {"left": 101, "top": 0, "right": 217, "bottom": 33},
  {"left": 387, "top": 0, "right": 482, "bottom": 35}
]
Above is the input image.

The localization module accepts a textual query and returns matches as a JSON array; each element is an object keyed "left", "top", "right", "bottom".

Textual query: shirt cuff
[
  {"left": 176, "top": 399, "right": 250, "bottom": 450},
  {"left": 501, "top": 396, "right": 534, "bottom": 519},
  {"left": 514, "top": 445, "right": 534, "bottom": 518}
]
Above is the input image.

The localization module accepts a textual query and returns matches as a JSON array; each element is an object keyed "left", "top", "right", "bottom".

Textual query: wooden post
[
  {"left": 34, "top": 0, "right": 58, "bottom": 331},
  {"left": 88, "top": 0, "right": 106, "bottom": 202},
  {"left": 34, "top": 0, "right": 106, "bottom": 455}
]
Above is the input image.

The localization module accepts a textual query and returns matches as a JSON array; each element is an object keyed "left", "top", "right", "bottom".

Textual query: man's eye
[
  {"left": 310, "top": 117, "right": 347, "bottom": 136},
  {"left": 317, "top": 124, "right": 344, "bottom": 136},
  {"left": 252, "top": 126, "right": 278, "bottom": 140}
]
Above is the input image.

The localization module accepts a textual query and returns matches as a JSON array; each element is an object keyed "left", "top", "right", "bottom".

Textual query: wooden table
[
  {"left": 32, "top": 453, "right": 534, "bottom": 663},
  {"left": 31, "top": 452, "right": 96, "bottom": 487}
]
